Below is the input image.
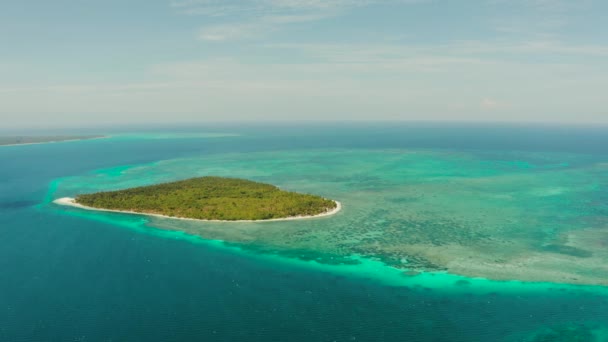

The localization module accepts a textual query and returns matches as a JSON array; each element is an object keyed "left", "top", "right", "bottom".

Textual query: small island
[{"left": 54, "top": 177, "right": 341, "bottom": 222}]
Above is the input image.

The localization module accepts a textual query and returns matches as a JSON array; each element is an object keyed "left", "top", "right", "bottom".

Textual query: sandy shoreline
[
  {"left": 53, "top": 197, "right": 342, "bottom": 223},
  {"left": 0, "top": 136, "right": 107, "bottom": 147}
]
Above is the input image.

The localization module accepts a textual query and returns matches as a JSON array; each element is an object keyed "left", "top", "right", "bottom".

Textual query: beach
[
  {"left": 53, "top": 197, "right": 342, "bottom": 223},
  {"left": 0, "top": 136, "right": 107, "bottom": 147}
]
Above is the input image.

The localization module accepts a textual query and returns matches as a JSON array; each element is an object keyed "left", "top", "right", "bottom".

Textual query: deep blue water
[{"left": 1, "top": 123, "right": 607, "bottom": 341}]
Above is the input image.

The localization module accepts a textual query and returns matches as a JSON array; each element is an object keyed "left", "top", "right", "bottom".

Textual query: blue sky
[{"left": 1, "top": 0, "right": 607, "bottom": 127}]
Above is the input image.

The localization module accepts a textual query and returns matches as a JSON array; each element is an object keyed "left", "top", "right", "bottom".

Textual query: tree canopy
[{"left": 75, "top": 176, "right": 337, "bottom": 221}]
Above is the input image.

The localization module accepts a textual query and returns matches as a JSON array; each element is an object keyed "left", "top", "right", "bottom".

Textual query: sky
[{"left": 1, "top": 0, "right": 607, "bottom": 127}]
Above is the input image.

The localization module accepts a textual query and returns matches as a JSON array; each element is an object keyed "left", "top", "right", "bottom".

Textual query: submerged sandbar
[{"left": 54, "top": 177, "right": 341, "bottom": 222}]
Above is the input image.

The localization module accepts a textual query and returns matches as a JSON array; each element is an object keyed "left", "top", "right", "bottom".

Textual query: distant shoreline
[
  {"left": 0, "top": 136, "right": 107, "bottom": 147},
  {"left": 53, "top": 197, "right": 342, "bottom": 223}
]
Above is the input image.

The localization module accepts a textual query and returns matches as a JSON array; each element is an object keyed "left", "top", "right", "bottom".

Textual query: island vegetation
[{"left": 74, "top": 177, "right": 338, "bottom": 221}]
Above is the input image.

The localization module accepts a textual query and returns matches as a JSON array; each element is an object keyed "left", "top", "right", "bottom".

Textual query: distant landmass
[
  {"left": 56, "top": 177, "right": 340, "bottom": 221},
  {"left": 0, "top": 135, "right": 104, "bottom": 146}
]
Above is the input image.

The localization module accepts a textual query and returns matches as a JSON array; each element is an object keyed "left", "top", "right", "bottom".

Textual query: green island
[{"left": 73, "top": 177, "right": 339, "bottom": 221}]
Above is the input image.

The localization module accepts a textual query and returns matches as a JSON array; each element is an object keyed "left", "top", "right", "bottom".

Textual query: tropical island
[
  {"left": 54, "top": 176, "right": 341, "bottom": 222},
  {"left": 0, "top": 135, "right": 105, "bottom": 146}
]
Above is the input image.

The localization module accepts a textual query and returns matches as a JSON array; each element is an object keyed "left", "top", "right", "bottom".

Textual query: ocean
[{"left": 1, "top": 122, "right": 607, "bottom": 341}]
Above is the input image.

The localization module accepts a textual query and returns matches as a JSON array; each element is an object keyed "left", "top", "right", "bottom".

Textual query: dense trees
[{"left": 76, "top": 176, "right": 337, "bottom": 221}]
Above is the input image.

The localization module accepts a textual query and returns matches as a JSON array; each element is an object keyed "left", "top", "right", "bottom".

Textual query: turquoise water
[{"left": 1, "top": 123, "right": 608, "bottom": 341}]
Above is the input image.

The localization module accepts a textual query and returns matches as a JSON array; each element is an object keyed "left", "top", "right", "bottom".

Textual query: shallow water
[
  {"left": 52, "top": 148, "right": 608, "bottom": 285},
  {"left": 1, "top": 123, "right": 608, "bottom": 341}
]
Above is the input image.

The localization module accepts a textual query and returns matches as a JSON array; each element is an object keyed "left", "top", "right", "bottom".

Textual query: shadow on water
[{"left": 0, "top": 200, "right": 37, "bottom": 209}]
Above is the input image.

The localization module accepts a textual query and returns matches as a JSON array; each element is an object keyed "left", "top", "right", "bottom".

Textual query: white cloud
[
  {"left": 486, "top": 0, "right": 596, "bottom": 38},
  {"left": 2, "top": 52, "right": 607, "bottom": 125},
  {"left": 175, "top": 0, "right": 427, "bottom": 41},
  {"left": 172, "top": 0, "right": 388, "bottom": 15},
  {"left": 480, "top": 98, "right": 503, "bottom": 110},
  {"left": 199, "top": 23, "right": 260, "bottom": 41},
  {"left": 3, "top": 0, "right": 606, "bottom": 124},
  {"left": 262, "top": 40, "right": 608, "bottom": 66},
  {"left": 198, "top": 13, "right": 331, "bottom": 41},
  {"left": 263, "top": 0, "right": 380, "bottom": 10}
]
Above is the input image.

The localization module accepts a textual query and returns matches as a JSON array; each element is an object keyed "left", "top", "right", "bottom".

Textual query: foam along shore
[{"left": 53, "top": 197, "right": 342, "bottom": 223}]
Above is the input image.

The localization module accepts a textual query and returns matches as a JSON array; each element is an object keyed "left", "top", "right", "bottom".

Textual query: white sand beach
[
  {"left": 0, "top": 136, "right": 107, "bottom": 147},
  {"left": 53, "top": 197, "right": 342, "bottom": 223}
]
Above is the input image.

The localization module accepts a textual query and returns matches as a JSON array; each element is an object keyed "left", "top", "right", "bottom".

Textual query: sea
[{"left": 1, "top": 122, "right": 607, "bottom": 341}]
